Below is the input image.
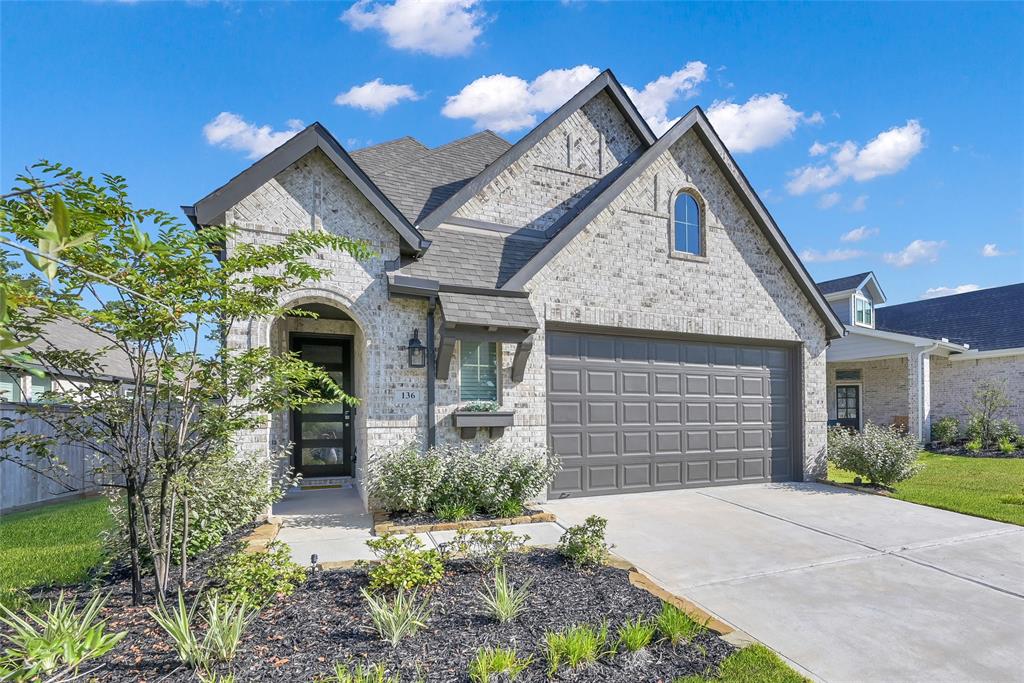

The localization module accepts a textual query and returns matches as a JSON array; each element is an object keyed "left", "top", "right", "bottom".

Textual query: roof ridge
[
  {"left": 350, "top": 135, "right": 429, "bottom": 154},
  {"left": 371, "top": 130, "right": 510, "bottom": 183},
  {"left": 879, "top": 282, "right": 1023, "bottom": 308}
]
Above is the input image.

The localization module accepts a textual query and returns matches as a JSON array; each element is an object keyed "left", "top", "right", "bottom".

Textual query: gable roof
[
  {"left": 185, "top": 122, "right": 429, "bottom": 256},
  {"left": 398, "top": 226, "right": 547, "bottom": 289},
  {"left": 816, "top": 271, "right": 886, "bottom": 304},
  {"left": 875, "top": 283, "right": 1024, "bottom": 351},
  {"left": 415, "top": 69, "right": 657, "bottom": 232},
  {"left": 497, "top": 106, "right": 845, "bottom": 339},
  {"left": 364, "top": 131, "right": 510, "bottom": 224}
]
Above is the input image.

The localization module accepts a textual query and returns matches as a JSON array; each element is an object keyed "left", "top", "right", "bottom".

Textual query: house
[
  {"left": 184, "top": 69, "right": 845, "bottom": 505},
  {"left": 818, "top": 272, "right": 1024, "bottom": 439}
]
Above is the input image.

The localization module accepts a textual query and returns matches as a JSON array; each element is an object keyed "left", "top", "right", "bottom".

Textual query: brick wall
[
  {"left": 931, "top": 354, "right": 1024, "bottom": 430},
  {"left": 825, "top": 358, "right": 909, "bottom": 428}
]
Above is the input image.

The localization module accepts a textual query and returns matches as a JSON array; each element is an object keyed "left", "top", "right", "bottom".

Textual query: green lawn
[
  {"left": 0, "top": 497, "right": 112, "bottom": 591},
  {"left": 675, "top": 644, "right": 807, "bottom": 683},
  {"left": 829, "top": 451, "right": 1024, "bottom": 526}
]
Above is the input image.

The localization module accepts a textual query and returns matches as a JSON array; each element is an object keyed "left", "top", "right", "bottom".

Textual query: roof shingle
[
  {"left": 398, "top": 226, "right": 546, "bottom": 289},
  {"left": 816, "top": 272, "right": 872, "bottom": 295},
  {"left": 438, "top": 291, "right": 538, "bottom": 330}
]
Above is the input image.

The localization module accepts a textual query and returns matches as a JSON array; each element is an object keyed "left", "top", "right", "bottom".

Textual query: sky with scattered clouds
[{"left": 2, "top": 1, "right": 1021, "bottom": 304}]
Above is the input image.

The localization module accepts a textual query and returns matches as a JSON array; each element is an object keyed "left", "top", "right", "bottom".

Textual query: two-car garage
[{"left": 546, "top": 328, "right": 800, "bottom": 498}]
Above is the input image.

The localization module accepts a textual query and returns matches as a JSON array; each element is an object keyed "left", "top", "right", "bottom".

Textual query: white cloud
[
  {"left": 848, "top": 194, "right": 869, "bottom": 212},
  {"left": 705, "top": 94, "right": 817, "bottom": 154},
  {"left": 817, "top": 192, "right": 841, "bottom": 209},
  {"left": 202, "top": 112, "right": 304, "bottom": 159},
  {"left": 334, "top": 78, "right": 420, "bottom": 112},
  {"left": 882, "top": 239, "right": 945, "bottom": 267},
  {"left": 341, "top": 0, "right": 486, "bottom": 57},
  {"left": 623, "top": 62, "right": 708, "bottom": 135},
  {"left": 981, "top": 243, "right": 1015, "bottom": 257},
  {"left": 442, "top": 66, "right": 601, "bottom": 132},
  {"left": 922, "top": 284, "right": 980, "bottom": 299},
  {"left": 840, "top": 226, "right": 879, "bottom": 242},
  {"left": 799, "top": 248, "right": 865, "bottom": 263},
  {"left": 787, "top": 120, "right": 926, "bottom": 195},
  {"left": 809, "top": 141, "right": 833, "bottom": 157}
]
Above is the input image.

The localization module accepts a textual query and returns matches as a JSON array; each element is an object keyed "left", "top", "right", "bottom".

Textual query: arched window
[{"left": 673, "top": 192, "right": 702, "bottom": 256}]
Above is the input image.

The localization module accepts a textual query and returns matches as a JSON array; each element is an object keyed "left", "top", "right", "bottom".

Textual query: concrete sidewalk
[
  {"left": 544, "top": 482, "right": 1024, "bottom": 683},
  {"left": 272, "top": 486, "right": 565, "bottom": 565}
]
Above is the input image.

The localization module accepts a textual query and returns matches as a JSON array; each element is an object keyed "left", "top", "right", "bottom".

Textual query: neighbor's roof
[
  {"left": 875, "top": 283, "right": 1024, "bottom": 351},
  {"left": 816, "top": 272, "right": 874, "bottom": 295},
  {"left": 25, "top": 317, "right": 135, "bottom": 380}
]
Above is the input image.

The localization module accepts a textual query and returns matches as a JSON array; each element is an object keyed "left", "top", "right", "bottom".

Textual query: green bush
[
  {"left": 363, "top": 534, "right": 443, "bottom": 592},
  {"left": 0, "top": 591, "right": 125, "bottom": 681},
  {"left": 367, "top": 442, "right": 559, "bottom": 519},
  {"left": 209, "top": 541, "right": 306, "bottom": 605},
  {"left": 965, "top": 438, "right": 983, "bottom": 453},
  {"left": 440, "top": 528, "right": 529, "bottom": 573},
  {"left": 148, "top": 591, "right": 258, "bottom": 671},
  {"left": 930, "top": 416, "right": 960, "bottom": 446},
  {"left": 993, "top": 419, "right": 1021, "bottom": 444},
  {"left": 478, "top": 567, "right": 532, "bottom": 623},
  {"left": 361, "top": 588, "right": 432, "bottom": 647},
  {"left": 544, "top": 622, "right": 610, "bottom": 674},
  {"left": 468, "top": 647, "right": 531, "bottom": 683},
  {"left": 615, "top": 616, "right": 657, "bottom": 653},
  {"left": 558, "top": 515, "right": 612, "bottom": 570},
  {"left": 827, "top": 423, "right": 921, "bottom": 486},
  {"left": 320, "top": 662, "right": 398, "bottom": 683},
  {"left": 997, "top": 437, "right": 1017, "bottom": 454},
  {"left": 657, "top": 602, "right": 706, "bottom": 647}
]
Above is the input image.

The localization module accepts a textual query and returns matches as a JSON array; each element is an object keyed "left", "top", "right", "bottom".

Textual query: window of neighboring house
[
  {"left": 672, "top": 192, "right": 703, "bottom": 256},
  {"left": 0, "top": 371, "right": 23, "bottom": 402},
  {"left": 29, "top": 374, "right": 52, "bottom": 402},
  {"left": 854, "top": 294, "right": 874, "bottom": 327},
  {"left": 459, "top": 341, "right": 499, "bottom": 402}
]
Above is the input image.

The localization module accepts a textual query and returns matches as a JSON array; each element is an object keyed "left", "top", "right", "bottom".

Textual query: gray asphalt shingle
[
  {"left": 397, "top": 227, "right": 547, "bottom": 289},
  {"left": 817, "top": 272, "right": 872, "bottom": 295},
  {"left": 438, "top": 291, "right": 538, "bottom": 330}
]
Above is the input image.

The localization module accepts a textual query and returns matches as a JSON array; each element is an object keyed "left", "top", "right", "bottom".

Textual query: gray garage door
[{"left": 547, "top": 329, "right": 795, "bottom": 497}]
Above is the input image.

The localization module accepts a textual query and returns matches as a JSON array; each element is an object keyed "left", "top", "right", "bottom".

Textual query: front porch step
[{"left": 298, "top": 476, "right": 353, "bottom": 490}]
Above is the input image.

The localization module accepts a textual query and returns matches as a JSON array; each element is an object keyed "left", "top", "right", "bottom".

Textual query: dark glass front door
[
  {"left": 290, "top": 335, "right": 354, "bottom": 477},
  {"left": 836, "top": 385, "right": 860, "bottom": 430}
]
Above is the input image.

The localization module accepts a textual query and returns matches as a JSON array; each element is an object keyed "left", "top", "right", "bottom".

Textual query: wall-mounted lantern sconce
[{"left": 408, "top": 329, "right": 426, "bottom": 368}]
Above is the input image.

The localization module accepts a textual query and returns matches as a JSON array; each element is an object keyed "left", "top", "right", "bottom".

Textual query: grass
[
  {"left": 657, "top": 602, "right": 706, "bottom": 646},
  {"left": 828, "top": 451, "right": 1024, "bottom": 526},
  {"left": 0, "top": 497, "right": 112, "bottom": 591},
  {"left": 675, "top": 644, "right": 807, "bottom": 682}
]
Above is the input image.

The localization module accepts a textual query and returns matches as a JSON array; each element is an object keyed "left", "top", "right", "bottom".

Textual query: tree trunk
[
  {"left": 124, "top": 483, "right": 144, "bottom": 606},
  {"left": 178, "top": 496, "right": 190, "bottom": 591}
]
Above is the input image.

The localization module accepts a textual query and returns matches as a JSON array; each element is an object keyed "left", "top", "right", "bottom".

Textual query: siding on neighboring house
[{"left": 931, "top": 353, "right": 1024, "bottom": 429}]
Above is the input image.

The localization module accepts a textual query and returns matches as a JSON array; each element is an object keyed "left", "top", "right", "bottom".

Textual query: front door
[
  {"left": 835, "top": 385, "right": 861, "bottom": 430},
  {"left": 290, "top": 335, "right": 354, "bottom": 477}
]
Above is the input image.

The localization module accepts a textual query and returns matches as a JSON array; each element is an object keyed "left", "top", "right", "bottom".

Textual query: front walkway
[
  {"left": 271, "top": 486, "right": 565, "bottom": 565},
  {"left": 543, "top": 482, "right": 1024, "bottom": 683}
]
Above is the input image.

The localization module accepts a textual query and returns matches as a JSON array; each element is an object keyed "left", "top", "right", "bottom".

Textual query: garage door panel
[{"left": 547, "top": 330, "right": 795, "bottom": 497}]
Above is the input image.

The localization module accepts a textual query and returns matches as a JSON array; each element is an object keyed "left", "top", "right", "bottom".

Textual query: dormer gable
[{"left": 817, "top": 271, "right": 886, "bottom": 329}]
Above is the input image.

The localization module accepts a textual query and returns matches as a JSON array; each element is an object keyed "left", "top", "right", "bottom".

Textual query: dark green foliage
[{"left": 209, "top": 541, "right": 306, "bottom": 605}]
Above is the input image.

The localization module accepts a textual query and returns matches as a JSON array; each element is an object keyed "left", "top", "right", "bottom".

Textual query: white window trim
[
  {"left": 456, "top": 340, "right": 502, "bottom": 404},
  {"left": 668, "top": 188, "right": 709, "bottom": 262},
  {"left": 851, "top": 293, "right": 874, "bottom": 328}
]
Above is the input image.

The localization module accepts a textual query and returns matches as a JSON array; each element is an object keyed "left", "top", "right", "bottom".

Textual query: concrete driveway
[{"left": 544, "top": 482, "right": 1024, "bottom": 683}]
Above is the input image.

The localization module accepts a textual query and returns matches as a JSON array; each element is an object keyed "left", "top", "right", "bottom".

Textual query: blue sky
[{"left": 2, "top": 1, "right": 1022, "bottom": 305}]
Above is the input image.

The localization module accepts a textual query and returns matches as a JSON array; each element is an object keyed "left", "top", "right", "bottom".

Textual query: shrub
[
  {"left": 965, "top": 381, "right": 1011, "bottom": 447},
  {"left": 0, "top": 591, "right": 125, "bottom": 681},
  {"left": 367, "top": 442, "right": 559, "bottom": 518},
  {"left": 461, "top": 401, "right": 499, "bottom": 413},
  {"left": 148, "top": 592, "right": 258, "bottom": 671},
  {"left": 366, "top": 442, "right": 444, "bottom": 514},
  {"left": 930, "top": 417, "right": 960, "bottom": 446},
  {"left": 544, "top": 622, "right": 610, "bottom": 674},
  {"left": 441, "top": 527, "right": 529, "bottom": 573},
  {"left": 468, "top": 647, "right": 532, "bottom": 683},
  {"left": 209, "top": 541, "right": 306, "bottom": 604},
  {"left": 321, "top": 662, "right": 398, "bottom": 683},
  {"left": 997, "top": 437, "right": 1017, "bottom": 454},
  {"left": 558, "top": 515, "right": 612, "bottom": 569},
  {"left": 656, "top": 602, "right": 706, "bottom": 647},
  {"left": 993, "top": 419, "right": 1021, "bottom": 444},
  {"left": 965, "top": 438, "right": 983, "bottom": 453},
  {"left": 364, "top": 534, "right": 444, "bottom": 592},
  {"left": 478, "top": 567, "right": 532, "bottom": 623},
  {"left": 434, "top": 501, "right": 474, "bottom": 522},
  {"left": 827, "top": 422, "right": 921, "bottom": 486},
  {"left": 361, "top": 588, "right": 431, "bottom": 647},
  {"left": 615, "top": 616, "right": 657, "bottom": 653}
]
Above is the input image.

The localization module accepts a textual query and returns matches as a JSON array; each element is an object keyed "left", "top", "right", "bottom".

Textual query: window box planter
[{"left": 451, "top": 410, "right": 514, "bottom": 439}]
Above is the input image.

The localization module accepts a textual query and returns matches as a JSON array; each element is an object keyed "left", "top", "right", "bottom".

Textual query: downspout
[{"left": 426, "top": 296, "right": 437, "bottom": 448}]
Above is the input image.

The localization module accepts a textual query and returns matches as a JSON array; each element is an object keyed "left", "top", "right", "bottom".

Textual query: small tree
[
  {"left": 964, "top": 381, "right": 1011, "bottom": 448},
  {"left": 0, "top": 162, "right": 371, "bottom": 604}
]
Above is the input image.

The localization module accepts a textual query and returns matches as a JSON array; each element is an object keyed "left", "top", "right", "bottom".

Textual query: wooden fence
[{"left": 0, "top": 405, "right": 104, "bottom": 513}]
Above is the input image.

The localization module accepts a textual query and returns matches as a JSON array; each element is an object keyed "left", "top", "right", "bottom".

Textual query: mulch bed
[
  {"left": 31, "top": 540, "right": 735, "bottom": 682},
  {"left": 927, "top": 444, "right": 1024, "bottom": 459},
  {"left": 385, "top": 506, "right": 546, "bottom": 527}
]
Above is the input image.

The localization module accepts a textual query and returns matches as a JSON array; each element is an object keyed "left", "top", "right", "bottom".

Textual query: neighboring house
[
  {"left": 184, "top": 69, "right": 844, "bottom": 505},
  {"left": 818, "top": 272, "right": 1024, "bottom": 440}
]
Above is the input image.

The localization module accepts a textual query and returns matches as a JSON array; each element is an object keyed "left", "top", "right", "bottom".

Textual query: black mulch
[
  {"left": 83, "top": 547, "right": 733, "bottom": 682},
  {"left": 386, "top": 507, "right": 545, "bottom": 527},
  {"left": 927, "top": 444, "right": 1024, "bottom": 459}
]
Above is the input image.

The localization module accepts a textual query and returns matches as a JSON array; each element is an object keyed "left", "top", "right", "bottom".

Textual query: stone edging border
[
  {"left": 240, "top": 520, "right": 281, "bottom": 553},
  {"left": 372, "top": 509, "right": 556, "bottom": 536}
]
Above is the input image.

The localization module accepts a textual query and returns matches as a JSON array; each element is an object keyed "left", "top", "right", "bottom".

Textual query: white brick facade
[
  {"left": 931, "top": 354, "right": 1024, "bottom": 429},
  {"left": 223, "top": 96, "right": 832, "bottom": 504}
]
